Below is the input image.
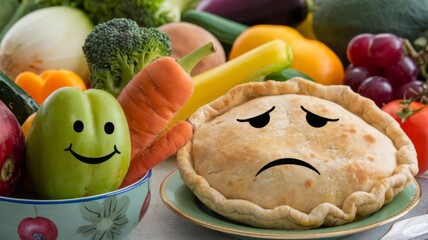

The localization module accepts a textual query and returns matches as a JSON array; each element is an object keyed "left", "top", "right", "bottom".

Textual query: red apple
[
  {"left": 0, "top": 100, "right": 25, "bottom": 196},
  {"left": 18, "top": 216, "right": 58, "bottom": 240}
]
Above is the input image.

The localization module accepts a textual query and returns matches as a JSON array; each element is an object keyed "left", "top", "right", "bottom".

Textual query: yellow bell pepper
[
  {"left": 170, "top": 39, "right": 293, "bottom": 126},
  {"left": 229, "top": 25, "right": 345, "bottom": 86},
  {"left": 21, "top": 112, "right": 36, "bottom": 140},
  {"left": 14, "top": 69, "right": 87, "bottom": 105}
]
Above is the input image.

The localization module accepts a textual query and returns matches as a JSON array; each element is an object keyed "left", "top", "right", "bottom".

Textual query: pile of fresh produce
[{"left": 0, "top": 0, "right": 427, "bottom": 203}]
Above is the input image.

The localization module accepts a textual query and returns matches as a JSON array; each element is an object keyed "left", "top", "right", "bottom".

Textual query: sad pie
[{"left": 177, "top": 78, "right": 418, "bottom": 229}]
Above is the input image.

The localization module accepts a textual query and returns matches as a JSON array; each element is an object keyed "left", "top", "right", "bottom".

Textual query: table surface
[{"left": 125, "top": 157, "right": 428, "bottom": 240}]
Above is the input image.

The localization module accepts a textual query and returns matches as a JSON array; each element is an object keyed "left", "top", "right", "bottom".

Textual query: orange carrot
[
  {"left": 118, "top": 43, "right": 215, "bottom": 187},
  {"left": 120, "top": 120, "right": 194, "bottom": 187},
  {"left": 118, "top": 57, "right": 193, "bottom": 158}
]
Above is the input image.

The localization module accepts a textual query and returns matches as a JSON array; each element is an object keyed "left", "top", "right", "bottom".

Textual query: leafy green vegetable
[
  {"left": 82, "top": 0, "right": 200, "bottom": 27},
  {"left": 0, "top": 0, "right": 83, "bottom": 42},
  {"left": 82, "top": 18, "right": 172, "bottom": 97}
]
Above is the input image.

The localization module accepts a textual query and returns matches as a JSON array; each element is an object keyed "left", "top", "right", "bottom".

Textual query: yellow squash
[{"left": 170, "top": 39, "right": 293, "bottom": 126}]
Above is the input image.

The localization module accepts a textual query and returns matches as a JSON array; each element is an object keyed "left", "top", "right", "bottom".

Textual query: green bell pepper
[{"left": 25, "top": 87, "right": 131, "bottom": 199}]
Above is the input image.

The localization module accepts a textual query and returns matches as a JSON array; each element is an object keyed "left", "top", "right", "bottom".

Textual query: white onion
[{"left": 0, "top": 6, "right": 94, "bottom": 83}]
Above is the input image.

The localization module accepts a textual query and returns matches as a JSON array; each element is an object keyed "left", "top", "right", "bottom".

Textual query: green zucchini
[
  {"left": 313, "top": 0, "right": 428, "bottom": 64},
  {"left": 0, "top": 71, "right": 39, "bottom": 125},
  {"left": 181, "top": 10, "right": 248, "bottom": 54}
]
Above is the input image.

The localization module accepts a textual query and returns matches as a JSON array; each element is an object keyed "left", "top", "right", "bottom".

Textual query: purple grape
[
  {"left": 344, "top": 65, "right": 370, "bottom": 92},
  {"left": 347, "top": 33, "right": 374, "bottom": 67},
  {"left": 358, "top": 76, "right": 393, "bottom": 107},
  {"left": 366, "top": 65, "right": 385, "bottom": 77},
  {"left": 347, "top": 33, "right": 404, "bottom": 69},
  {"left": 395, "top": 80, "right": 428, "bottom": 100},
  {"left": 385, "top": 56, "right": 419, "bottom": 89},
  {"left": 370, "top": 33, "right": 404, "bottom": 67}
]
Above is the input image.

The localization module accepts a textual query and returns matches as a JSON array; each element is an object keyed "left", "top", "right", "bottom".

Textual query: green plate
[{"left": 160, "top": 170, "right": 421, "bottom": 240}]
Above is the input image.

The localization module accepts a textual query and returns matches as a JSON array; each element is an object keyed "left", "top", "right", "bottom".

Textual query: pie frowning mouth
[
  {"left": 256, "top": 158, "right": 320, "bottom": 176},
  {"left": 64, "top": 143, "right": 121, "bottom": 164}
]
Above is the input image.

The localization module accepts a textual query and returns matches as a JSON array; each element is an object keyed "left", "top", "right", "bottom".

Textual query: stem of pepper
[
  {"left": 305, "top": 0, "right": 315, "bottom": 12},
  {"left": 177, "top": 42, "right": 215, "bottom": 74}
]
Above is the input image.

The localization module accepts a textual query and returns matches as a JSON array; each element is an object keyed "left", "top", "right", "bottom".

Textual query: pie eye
[
  {"left": 306, "top": 113, "right": 328, "bottom": 128},
  {"left": 237, "top": 106, "right": 275, "bottom": 128},
  {"left": 301, "top": 106, "right": 339, "bottom": 128}
]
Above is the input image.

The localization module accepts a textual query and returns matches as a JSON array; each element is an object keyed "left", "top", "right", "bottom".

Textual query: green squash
[
  {"left": 313, "top": 0, "right": 428, "bottom": 64},
  {"left": 25, "top": 87, "right": 131, "bottom": 199}
]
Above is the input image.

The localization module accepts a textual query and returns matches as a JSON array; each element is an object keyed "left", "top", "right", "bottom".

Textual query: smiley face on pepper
[
  {"left": 25, "top": 87, "right": 131, "bottom": 199},
  {"left": 191, "top": 94, "right": 398, "bottom": 213},
  {"left": 63, "top": 120, "right": 121, "bottom": 165}
]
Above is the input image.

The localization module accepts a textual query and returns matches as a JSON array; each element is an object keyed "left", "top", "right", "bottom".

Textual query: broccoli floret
[
  {"left": 82, "top": 0, "right": 200, "bottom": 27},
  {"left": 0, "top": 0, "right": 83, "bottom": 41},
  {"left": 82, "top": 18, "right": 172, "bottom": 97}
]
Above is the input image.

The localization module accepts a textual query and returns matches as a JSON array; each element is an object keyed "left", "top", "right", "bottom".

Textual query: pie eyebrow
[
  {"left": 236, "top": 106, "right": 275, "bottom": 122},
  {"left": 300, "top": 106, "right": 339, "bottom": 122}
]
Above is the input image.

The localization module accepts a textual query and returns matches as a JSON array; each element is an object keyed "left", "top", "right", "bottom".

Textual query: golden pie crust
[{"left": 177, "top": 78, "right": 418, "bottom": 229}]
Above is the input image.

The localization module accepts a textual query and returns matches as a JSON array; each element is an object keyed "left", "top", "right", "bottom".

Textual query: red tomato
[{"left": 381, "top": 100, "right": 428, "bottom": 174}]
